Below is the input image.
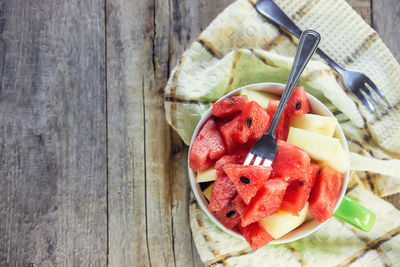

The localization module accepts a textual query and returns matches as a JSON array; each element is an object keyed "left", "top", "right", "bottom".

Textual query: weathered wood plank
[
  {"left": 167, "top": 0, "right": 234, "bottom": 67},
  {"left": 371, "top": 0, "right": 400, "bottom": 210},
  {"left": 106, "top": 0, "right": 235, "bottom": 265},
  {"left": 146, "top": 1, "right": 234, "bottom": 266},
  {"left": 145, "top": 0, "right": 196, "bottom": 264},
  {"left": 372, "top": 0, "right": 400, "bottom": 62},
  {"left": 0, "top": 0, "right": 107, "bottom": 266},
  {"left": 106, "top": 0, "right": 150, "bottom": 266},
  {"left": 346, "top": 0, "right": 372, "bottom": 25},
  {"left": 166, "top": 2, "right": 233, "bottom": 266}
]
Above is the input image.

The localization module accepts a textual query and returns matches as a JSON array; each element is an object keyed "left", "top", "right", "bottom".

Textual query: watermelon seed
[
  {"left": 296, "top": 101, "right": 301, "bottom": 110},
  {"left": 228, "top": 97, "right": 234, "bottom": 102},
  {"left": 299, "top": 181, "right": 307, "bottom": 186},
  {"left": 226, "top": 210, "right": 236, "bottom": 218},
  {"left": 240, "top": 176, "right": 250, "bottom": 184},
  {"left": 246, "top": 117, "right": 252, "bottom": 128}
]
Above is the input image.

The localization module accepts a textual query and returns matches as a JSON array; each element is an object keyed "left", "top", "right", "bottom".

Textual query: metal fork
[
  {"left": 255, "top": 0, "right": 391, "bottom": 113},
  {"left": 244, "top": 30, "right": 320, "bottom": 166}
]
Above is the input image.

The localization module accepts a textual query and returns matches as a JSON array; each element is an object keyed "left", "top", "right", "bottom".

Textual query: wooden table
[{"left": 0, "top": 0, "right": 398, "bottom": 266}]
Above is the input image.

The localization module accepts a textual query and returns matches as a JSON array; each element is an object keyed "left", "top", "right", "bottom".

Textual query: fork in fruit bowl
[
  {"left": 255, "top": 0, "right": 391, "bottom": 114},
  {"left": 244, "top": 30, "right": 320, "bottom": 166}
]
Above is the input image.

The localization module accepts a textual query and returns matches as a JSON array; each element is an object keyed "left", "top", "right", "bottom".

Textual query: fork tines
[
  {"left": 243, "top": 153, "right": 272, "bottom": 166},
  {"left": 357, "top": 81, "right": 392, "bottom": 116}
]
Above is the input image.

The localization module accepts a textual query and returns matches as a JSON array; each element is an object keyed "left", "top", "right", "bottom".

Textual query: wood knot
[{"left": 172, "top": 145, "right": 181, "bottom": 154}]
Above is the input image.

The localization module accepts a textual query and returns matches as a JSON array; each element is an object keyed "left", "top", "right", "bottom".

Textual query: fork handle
[
  {"left": 256, "top": 0, "right": 344, "bottom": 72},
  {"left": 315, "top": 48, "right": 344, "bottom": 72},
  {"left": 266, "top": 30, "right": 320, "bottom": 137},
  {"left": 256, "top": 0, "right": 303, "bottom": 37}
]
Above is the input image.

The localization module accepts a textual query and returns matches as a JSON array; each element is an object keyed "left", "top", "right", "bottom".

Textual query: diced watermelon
[
  {"left": 265, "top": 87, "right": 310, "bottom": 140},
  {"left": 215, "top": 154, "right": 246, "bottom": 171},
  {"left": 219, "top": 115, "right": 240, "bottom": 152},
  {"left": 271, "top": 140, "right": 311, "bottom": 182},
  {"left": 189, "top": 148, "right": 213, "bottom": 173},
  {"left": 214, "top": 113, "right": 240, "bottom": 129},
  {"left": 280, "top": 162, "right": 320, "bottom": 215},
  {"left": 212, "top": 95, "right": 248, "bottom": 118},
  {"left": 309, "top": 166, "right": 344, "bottom": 222},
  {"left": 209, "top": 153, "right": 251, "bottom": 212},
  {"left": 266, "top": 100, "right": 290, "bottom": 141},
  {"left": 286, "top": 87, "right": 310, "bottom": 116},
  {"left": 241, "top": 179, "right": 289, "bottom": 227},
  {"left": 266, "top": 99, "right": 279, "bottom": 115},
  {"left": 208, "top": 171, "right": 237, "bottom": 212},
  {"left": 219, "top": 116, "right": 255, "bottom": 154},
  {"left": 215, "top": 194, "right": 247, "bottom": 229},
  {"left": 237, "top": 222, "right": 274, "bottom": 249},
  {"left": 189, "top": 118, "right": 226, "bottom": 171},
  {"left": 233, "top": 101, "right": 270, "bottom": 143},
  {"left": 223, "top": 164, "right": 272, "bottom": 204},
  {"left": 309, "top": 162, "right": 320, "bottom": 178}
]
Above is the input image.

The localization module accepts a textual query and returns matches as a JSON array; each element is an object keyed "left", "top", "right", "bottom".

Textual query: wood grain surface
[
  {"left": 106, "top": 0, "right": 149, "bottom": 266},
  {"left": 0, "top": 0, "right": 398, "bottom": 266},
  {"left": 372, "top": 0, "right": 400, "bottom": 62},
  {"left": 0, "top": 0, "right": 107, "bottom": 265},
  {"left": 370, "top": 0, "right": 400, "bottom": 209}
]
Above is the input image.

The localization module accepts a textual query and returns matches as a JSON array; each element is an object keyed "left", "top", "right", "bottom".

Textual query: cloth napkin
[{"left": 163, "top": 0, "right": 400, "bottom": 265}]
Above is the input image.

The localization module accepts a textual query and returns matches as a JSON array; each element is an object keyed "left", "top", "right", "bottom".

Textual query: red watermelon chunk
[
  {"left": 189, "top": 118, "right": 226, "bottom": 171},
  {"left": 237, "top": 222, "right": 274, "bottom": 249},
  {"left": 286, "top": 86, "right": 310, "bottom": 116},
  {"left": 233, "top": 101, "right": 270, "bottom": 143},
  {"left": 265, "top": 87, "right": 310, "bottom": 140},
  {"left": 215, "top": 194, "right": 247, "bottom": 229},
  {"left": 266, "top": 100, "right": 290, "bottom": 141},
  {"left": 267, "top": 99, "right": 285, "bottom": 115},
  {"left": 223, "top": 164, "right": 272, "bottom": 204},
  {"left": 241, "top": 179, "right": 289, "bottom": 227},
  {"left": 309, "top": 166, "right": 344, "bottom": 222},
  {"left": 266, "top": 99, "right": 279, "bottom": 115},
  {"left": 219, "top": 116, "right": 255, "bottom": 154},
  {"left": 215, "top": 154, "right": 246, "bottom": 171},
  {"left": 209, "top": 154, "right": 249, "bottom": 212},
  {"left": 208, "top": 172, "right": 237, "bottom": 212},
  {"left": 212, "top": 95, "right": 248, "bottom": 118},
  {"left": 281, "top": 162, "right": 320, "bottom": 215},
  {"left": 219, "top": 116, "right": 240, "bottom": 154},
  {"left": 271, "top": 140, "right": 311, "bottom": 182}
]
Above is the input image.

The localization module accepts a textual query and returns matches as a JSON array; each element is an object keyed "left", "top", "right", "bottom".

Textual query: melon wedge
[
  {"left": 287, "top": 127, "right": 349, "bottom": 173},
  {"left": 289, "top": 114, "right": 337, "bottom": 137},
  {"left": 203, "top": 183, "right": 214, "bottom": 201},
  {"left": 259, "top": 203, "right": 308, "bottom": 239},
  {"left": 287, "top": 127, "right": 340, "bottom": 162},
  {"left": 196, "top": 167, "right": 217, "bottom": 183},
  {"left": 322, "top": 143, "right": 349, "bottom": 173},
  {"left": 240, "top": 89, "right": 279, "bottom": 109}
]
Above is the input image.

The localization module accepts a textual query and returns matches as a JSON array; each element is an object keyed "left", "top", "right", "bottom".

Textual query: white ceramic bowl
[{"left": 188, "top": 82, "right": 350, "bottom": 244}]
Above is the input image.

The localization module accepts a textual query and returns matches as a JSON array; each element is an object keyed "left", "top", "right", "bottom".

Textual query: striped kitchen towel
[{"left": 164, "top": 0, "right": 400, "bottom": 265}]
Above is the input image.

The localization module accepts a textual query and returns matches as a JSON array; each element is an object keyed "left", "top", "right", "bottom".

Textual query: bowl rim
[{"left": 187, "top": 82, "right": 350, "bottom": 244}]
